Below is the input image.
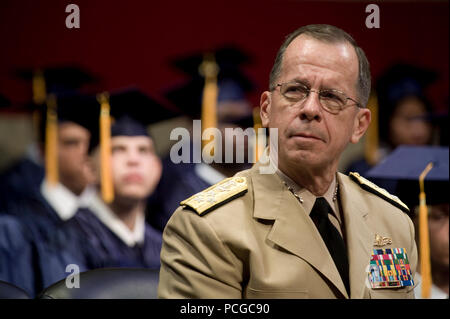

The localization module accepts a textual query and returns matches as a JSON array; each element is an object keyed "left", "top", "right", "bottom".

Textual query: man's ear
[
  {"left": 350, "top": 108, "right": 371, "bottom": 144},
  {"left": 260, "top": 91, "right": 272, "bottom": 128}
]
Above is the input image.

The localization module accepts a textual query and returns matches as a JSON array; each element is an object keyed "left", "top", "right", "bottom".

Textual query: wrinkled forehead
[{"left": 281, "top": 34, "right": 359, "bottom": 87}]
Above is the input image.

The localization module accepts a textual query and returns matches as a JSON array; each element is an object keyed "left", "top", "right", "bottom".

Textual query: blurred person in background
[
  {"left": 346, "top": 64, "right": 439, "bottom": 185},
  {"left": 147, "top": 46, "right": 257, "bottom": 231},
  {"left": 68, "top": 88, "right": 174, "bottom": 269},
  {"left": 0, "top": 91, "right": 99, "bottom": 297}
]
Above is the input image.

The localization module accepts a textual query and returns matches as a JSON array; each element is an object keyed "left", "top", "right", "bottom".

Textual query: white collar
[
  {"left": 195, "top": 163, "right": 227, "bottom": 186},
  {"left": 414, "top": 272, "right": 449, "bottom": 299},
  {"left": 40, "top": 179, "right": 95, "bottom": 221},
  {"left": 88, "top": 192, "right": 146, "bottom": 247}
]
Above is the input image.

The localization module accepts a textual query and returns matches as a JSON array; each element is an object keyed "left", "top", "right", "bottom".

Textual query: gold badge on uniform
[
  {"left": 368, "top": 248, "right": 414, "bottom": 289},
  {"left": 373, "top": 233, "right": 392, "bottom": 247},
  {"left": 180, "top": 176, "right": 248, "bottom": 216}
]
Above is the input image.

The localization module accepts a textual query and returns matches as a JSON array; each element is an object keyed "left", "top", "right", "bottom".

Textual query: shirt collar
[
  {"left": 40, "top": 179, "right": 95, "bottom": 221},
  {"left": 88, "top": 192, "right": 145, "bottom": 247},
  {"left": 269, "top": 150, "right": 340, "bottom": 221}
]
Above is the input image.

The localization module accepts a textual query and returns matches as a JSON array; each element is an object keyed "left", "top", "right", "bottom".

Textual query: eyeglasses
[{"left": 274, "top": 81, "right": 362, "bottom": 114}]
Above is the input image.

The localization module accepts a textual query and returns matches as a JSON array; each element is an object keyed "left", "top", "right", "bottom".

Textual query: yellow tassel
[
  {"left": 32, "top": 70, "right": 47, "bottom": 105},
  {"left": 418, "top": 162, "right": 433, "bottom": 299},
  {"left": 97, "top": 92, "right": 114, "bottom": 204},
  {"left": 253, "top": 106, "right": 263, "bottom": 163},
  {"left": 45, "top": 94, "right": 59, "bottom": 186},
  {"left": 365, "top": 92, "right": 379, "bottom": 166},
  {"left": 32, "top": 109, "right": 41, "bottom": 144},
  {"left": 199, "top": 54, "right": 219, "bottom": 157}
]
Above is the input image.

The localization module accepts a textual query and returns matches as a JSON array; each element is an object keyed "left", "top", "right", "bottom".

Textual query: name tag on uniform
[{"left": 368, "top": 248, "right": 414, "bottom": 289}]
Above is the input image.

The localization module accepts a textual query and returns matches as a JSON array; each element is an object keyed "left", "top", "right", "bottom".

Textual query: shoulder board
[
  {"left": 180, "top": 176, "right": 248, "bottom": 216},
  {"left": 349, "top": 172, "right": 410, "bottom": 214}
]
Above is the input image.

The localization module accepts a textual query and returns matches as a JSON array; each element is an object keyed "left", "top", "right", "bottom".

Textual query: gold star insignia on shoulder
[
  {"left": 349, "top": 172, "right": 410, "bottom": 214},
  {"left": 180, "top": 176, "right": 248, "bottom": 216}
]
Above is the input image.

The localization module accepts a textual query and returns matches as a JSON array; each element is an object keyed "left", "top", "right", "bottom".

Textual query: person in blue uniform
[
  {"left": 0, "top": 92, "right": 100, "bottom": 297},
  {"left": 147, "top": 46, "right": 257, "bottom": 231},
  {"left": 68, "top": 88, "right": 174, "bottom": 269}
]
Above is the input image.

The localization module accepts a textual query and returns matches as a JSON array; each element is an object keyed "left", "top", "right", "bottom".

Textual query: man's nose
[
  {"left": 126, "top": 151, "right": 140, "bottom": 166},
  {"left": 298, "top": 91, "right": 322, "bottom": 122}
]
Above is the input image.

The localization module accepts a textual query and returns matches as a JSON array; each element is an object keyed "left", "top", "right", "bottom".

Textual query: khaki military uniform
[{"left": 158, "top": 162, "right": 417, "bottom": 299}]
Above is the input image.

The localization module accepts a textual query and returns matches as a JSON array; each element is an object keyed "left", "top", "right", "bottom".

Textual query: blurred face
[
  {"left": 109, "top": 136, "right": 161, "bottom": 201},
  {"left": 389, "top": 96, "right": 432, "bottom": 146},
  {"left": 260, "top": 35, "right": 370, "bottom": 172},
  {"left": 428, "top": 203, "right": 449, "bottom": 268},
  {"left": 57, "top": 122, "right": 92, "bottom": 195}
]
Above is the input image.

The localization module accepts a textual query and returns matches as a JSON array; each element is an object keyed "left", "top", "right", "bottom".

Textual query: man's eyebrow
[
  {"left": 289, "top": 77, "right": 346, "bottom": 93},
  {"left": 290, "top": 78, "right": 310, "bottom": 87}
]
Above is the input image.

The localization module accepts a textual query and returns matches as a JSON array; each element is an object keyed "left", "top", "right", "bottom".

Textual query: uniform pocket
[
  {"left": 368, "top": 286, "right": 415, "bottom": 299},
  {"left": 245, "top": 287, "right": 309, "bottom": 299}
]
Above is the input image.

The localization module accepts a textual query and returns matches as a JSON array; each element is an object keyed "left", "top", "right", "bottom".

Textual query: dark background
[{"left": 0, "top": 0, "right": 448, "bottom": 112}]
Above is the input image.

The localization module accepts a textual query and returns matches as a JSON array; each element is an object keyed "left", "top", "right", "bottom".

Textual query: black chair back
[
  {"left": 0, "top": 280, "right": 31, "bottom": 299},
  {"left": 38, "top": 268, "right": 159, "bottom": 299}
]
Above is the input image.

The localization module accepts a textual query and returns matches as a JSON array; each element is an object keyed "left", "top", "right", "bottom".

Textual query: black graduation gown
[
  {"left": 146, "top": 157, "right": 211, "bottom": 231},
  {"left": 70, "top": 208, "right": 162, "bottom": 269},
  {"left": 0, "top": 157, "right": 44, "bottom": 213},
  {"left": 0, "top": 214, "right": 34, "bottom": 296},
  {"left": 4, "top": 189, "right": 89, "bottom": 297}
]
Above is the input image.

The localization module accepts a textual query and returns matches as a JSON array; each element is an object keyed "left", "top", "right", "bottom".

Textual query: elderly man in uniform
[{"left": 158, "top": 24, "right": 418, "bottom": 299}]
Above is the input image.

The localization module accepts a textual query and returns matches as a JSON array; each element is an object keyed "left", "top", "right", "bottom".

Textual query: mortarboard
[
  {"left": 16, "top": 66, "right": 98, "bottom": 104},
  {"left": 366, "top": 145, "right": 449, "bottom": 207},
  {"left": 366, "top": 145, "right": 449, "bottom": 299},
  {"left": 376, "top": 63, "right": 438, "bottom": 106},
  {"left": 165, "top": 46, "right": 255, "bottom": 124},
  {"left": 88, "top": 87, "right": 177, "bottom": 150}
]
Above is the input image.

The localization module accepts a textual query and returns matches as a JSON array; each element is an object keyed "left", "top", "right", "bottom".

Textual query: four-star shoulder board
[
  {"left": 349, "top": 172, "right": 410, "bottom": 214},
  {"left": 180, "top": 176, "right": 248, "bottom": 216}
]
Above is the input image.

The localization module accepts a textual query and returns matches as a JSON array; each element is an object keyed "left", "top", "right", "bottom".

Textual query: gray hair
[{"left": 269, "top": 24, "right": 371, "bottom": 107}]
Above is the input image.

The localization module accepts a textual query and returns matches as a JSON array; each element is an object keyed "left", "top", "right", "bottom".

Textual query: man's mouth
[
  {"left": 123, "top": 173, "right": 144, "bottom": 183},
  {"left": 290, "top": 132, "right": 322, "bottom": 141}
]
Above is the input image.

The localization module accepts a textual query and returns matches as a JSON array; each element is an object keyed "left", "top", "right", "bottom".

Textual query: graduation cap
[
  {"left": 366, "top": 145, "right": 449, "bottom": 207},
  {"left": 376, "top": 63, "right": 438, "bottom": 106},
  {"left": 366, "top": 145, "right": 449, "bottom": 298},
  {"left": 165, "top": 46, "right": 255, "bottom": 124},
  {"left": 16, "top": 66, "right": 98, "bottom": 104},
  {"left": 88, "top": 87, "right": 175, "bottom": 203}
]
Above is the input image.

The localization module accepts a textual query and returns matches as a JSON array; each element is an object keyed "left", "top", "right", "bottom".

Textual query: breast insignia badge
[
  {"left": 367, "top": 248, "right": 414, "bottom": 289},
  {"left": 374, "top": 233, "right": 392, "bottom": 247}
]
